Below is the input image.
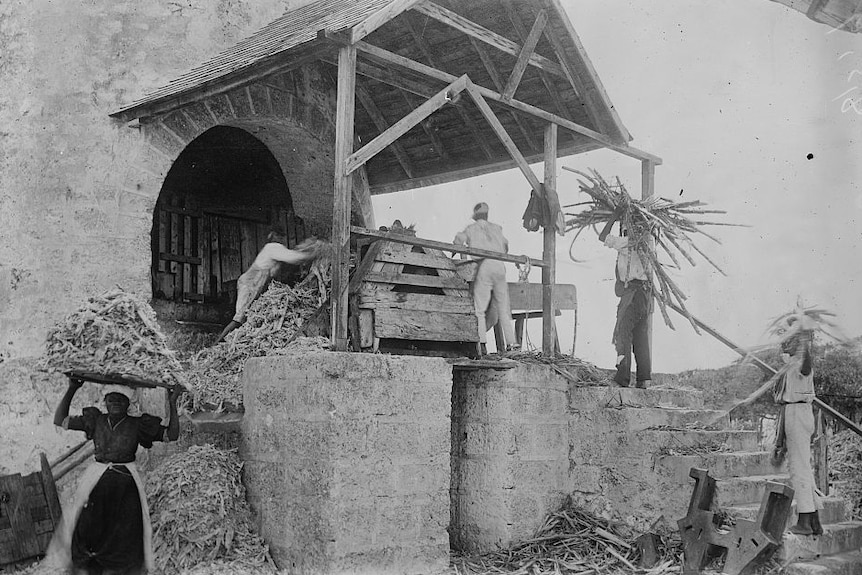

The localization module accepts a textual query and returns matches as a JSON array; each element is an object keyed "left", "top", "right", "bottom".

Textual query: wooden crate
[
  {"left": 0, "top": 454, "right": 62, "bottom": 566},
  {"left": 348, "top": 238, "right": 479, "bottom": 357}
]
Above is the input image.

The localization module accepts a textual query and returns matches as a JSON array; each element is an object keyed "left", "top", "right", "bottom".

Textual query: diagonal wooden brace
[{"left": 677, "top": 468, "right": 794, "bottom": 575}]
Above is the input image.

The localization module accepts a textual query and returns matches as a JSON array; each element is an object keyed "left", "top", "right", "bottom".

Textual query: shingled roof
[{"left": 113, "top": 0, "right": 648, "bottom": 194}]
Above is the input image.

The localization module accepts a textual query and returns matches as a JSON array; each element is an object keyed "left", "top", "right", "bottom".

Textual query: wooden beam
[
  {"left": 403, "top": 15, "right": 495, "bottom": 160},
  {"left": 465, "top": 82, "right": 543, "bottom": 194},
  {"left": 353, "top": 41, "right": 662, "bottom": 164},
  {"left": 355, "top": 83, "right": 414, "bottom": 178},
  {"left": 503, "top": 9, "right": 548, "bottom": 100},
  {"left": 504, "top": 1, "right": 569, "bottom": 117},
  {"left": 362, "top": 271, "right": 467, "bottom": 290},
  {"left": 351, "top": 226, "right": 549, "bottom": 268},
  {"left": 350, "top": 0, "right": 424, "bottom": 43},
  {"left": 401, "top": 91, "right": 450, "bottom": 160},
  {"left": 322, "top": 54, "right": 439, "bottom": 99},
  {"left": 345, "top": 75, "right": 468, "bottom": 176},
  {"left": 642, "top": 158, "right": 656, "bottom": 200},
  {"left": 508, "top": 282, "right": 575, "bottom": 311},
  {"left": 414, "top": 2, "right": 566, "bottom": 77},
  {"left": 542, "top": 122, "right": 558, "bottom": 356},
  {"left": 331, "top": 44, "right": 356, "bottom": 351},
  {"left": 469, "top": 37, "right": 539, "bottom": 151}
]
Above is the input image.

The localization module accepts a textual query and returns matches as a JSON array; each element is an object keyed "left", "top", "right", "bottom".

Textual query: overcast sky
[{"left": 372, "top": 1, "right": 862, "bottom": 374}]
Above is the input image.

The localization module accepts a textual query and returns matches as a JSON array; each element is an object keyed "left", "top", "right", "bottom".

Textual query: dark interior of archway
[{"left": 150, "top": 126, "right": 309, "bottom": 326}]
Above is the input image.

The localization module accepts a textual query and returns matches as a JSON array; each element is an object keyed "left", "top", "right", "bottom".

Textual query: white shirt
[
  {"left": 603, "top": 235, "right": 647, "bottom": 282},
  {"left": 454, "top": 220, "right": 509, "bottom": 255}
]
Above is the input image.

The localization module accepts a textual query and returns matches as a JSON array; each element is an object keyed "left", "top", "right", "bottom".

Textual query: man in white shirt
[
  {"left": 454, "top": 202, "right": 518, "bottom": 355},
  {"left": 598, "top": 210, "right": 652, "bottom": 388},
  {"left": 216, "top": 231, "right": 313, "bottom": 342}
]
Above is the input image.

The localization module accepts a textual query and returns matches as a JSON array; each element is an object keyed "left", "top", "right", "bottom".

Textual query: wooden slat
[
  {"left": 353, "top": 41, "right": 661, "bottom": 165},
  {"left": 363, "top": 271, "right": 468, "bottom": 290},
  {"left": 375, "top": 250, "right": 457, "bottom": 270},
  {"left": 349, "top": 241, "right": 386, "bottom": 293},
  {"left": 169, "top": 199, "right": 179, "bottom": 274},
  {"left": 349, "top": 0, "right": 425, "bottom": 43},
  {"left": 39, "top": 454, "right": 62, "bottom": 529},
  {"left": 159, "top": 252, "right": 202, "bottom": 265},
  {"left": 0, "top": 473, "right": 39, "bottom": 563},
  {"left": 374, "top": 308, "right": 479, "bottom": 342},
  {"left": 414, "top": 2, "right": 565, "bottom": 77},
  {"left": 465, "top": 83, "right": 543, "bottom": 194},
  {"left": 183, "top": 214, "right": 193, "bottom": 297},
  {"left": 542, "top": 122, "right": 558, "bottom": 356},
  {"left": 351, "top": 226, "right": 549, "bottom": 268},
  {"left": 358, "top": 289, "right": 475, "bottom": 313},
  {"left": 402, "top": 91, "right": 450, "bottom": 160},
  {"left": 219, "top": 219, "right": 243, "bottom": 282},
  {"left": 323, "top": 54, "right": 438, "bottom": 99},
  {"left": 509, "top": 282, "right": 576, "bottom": 311},
  {"left": 161, "top": 203, "right": 203, "bottom": 217},
  {"left": 199, "top": 215, "right": 211, "bottom": 297},
  {"left": 157, "top": 208, "right": 167, "bottom": 273},
  {"left": 358, "top": 309, "right": 374, "bottom": 348},
  {"left": 503, "top": 9, "right": 548, "bottom": 100},
  {"left": 332, "top": 44, "right": 356, "bottom": 351},
  {"left": 240, "top": 220, "right": 258, "bottom": 270},
  {"left": 345, "top": 74, "right": 469, "bottom": 175},
  {"left": 355, "top": 83, "right": 414, "bottom": 178},
  {"left": 210, "top": 217, "right": 222, "bottom": 295}
]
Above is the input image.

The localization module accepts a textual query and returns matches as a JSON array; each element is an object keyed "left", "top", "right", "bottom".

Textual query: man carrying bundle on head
[
  {"left": 598, "top": 205, "right": 652, "bottom": 388},
  {"left": 48, "top": 378, "right": 182, "bottom": 575},
  {"left": 773, "top": 312, "right": 823, "bottom": 536},
  {"left": 217, "top": 230, "right": 317, "bottom": 342},
  {"left": 454, "top": 202, "right": 519, "bottom": 355}
]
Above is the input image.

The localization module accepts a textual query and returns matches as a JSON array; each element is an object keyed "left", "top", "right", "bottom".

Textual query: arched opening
[{"left": 150, "top": 126, "right": 308, "bottom": 324}]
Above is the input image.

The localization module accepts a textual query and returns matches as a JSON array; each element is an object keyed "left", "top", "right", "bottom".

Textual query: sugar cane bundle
[
  {"left": 185, "top": 275, "right": 330, "bottom": 411},
  {"left": 146, "top": 444, "right": 276, "bottom": 574},
  {"left": 563, "top": 168, "right": 743, "bottom": 332},
  {"left": 766, "top": 297, "right": 849, "bottom": 345},
  {"left": 43, "top": 288, "right": 182, "bottom": 384}
]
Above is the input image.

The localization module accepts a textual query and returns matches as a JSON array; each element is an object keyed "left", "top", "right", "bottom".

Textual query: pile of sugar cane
[
  {"left": 502, "top": 350, "right": 610, "bottom": 385},
  {"left": 563, "top": 168, "right": 744, "bottom": 333},
  {"left": 42, "top": 288, "right": 182, "bottom": 384},
  {"left": 185, "top": 278, "right": 329, "bottom": 411},
  {"left": 146, "top": 444, "right": 276, "bottom": 574},
  {"left": 452, "top": 500, "right": 663, "bottom": 574},
  {"left": 829, "top": 429, "right": 862, "bottom": 520}
]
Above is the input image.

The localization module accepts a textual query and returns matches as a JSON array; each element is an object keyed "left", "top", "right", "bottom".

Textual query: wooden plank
[
  {"left": 157, "top": 208, "right": 167, "bottom": 273},
  {"left": 199, "top": 215, "right": 211, "bottom": 298},
  {"left": 240, "top": 220, "right": 258, "bottom": 270},
  {"left": 160, "top": 203, "right": 203, "bottom": 217},
  {"left": 508, "top": 282, "right": 576, "bottom": 311},
  {"left": 210, "top": 217, "right": 222, "bottom": 296},
  {"left": 349, "top": 241, "right": 386, "bottom": 293},
  {"left": 169, "top": 199, "right": 179, "bottom": 275},
  {"left": 358, "top": 309, "right": 374, "bottom": 348},
  {"left": 323, "top": 54, "right": 438, "bottom": 99},
  {"left": 349, "top": 0, "right": 425, "bottom": 43},
  {"left": 375, "top": 250, "right": 457, "bottom": 270},
  {"left": 414, "top": 2, "right": 565, "bottom": 77},
  {"left": 39, "top": 453, "right": 62, "bottom": 530},
  {"left": 542, "top": 122, "right": 558, "bottom": 356},
  {"left": 465, "top": 83, "right": 543, "bottom": 194},
  {"left": 159, "top": 252, "right": 202, "bottom": 265},
  {"left": 353, "top": 41, "right": 661, "bottom": 165},
  {"left": 402, "top": 91, "right": 450, "bottom": 160},
  {"left": 503, "top": 9, "right": 548, "bottom": 100},
  {"left": 355, "top": 83, "right": 414, "bottom": 178},
  {"left": 183, "top": 214, "right": 193, "bottom": 298},
  {"left": 351, "top": 226, "right": 549, "bottom": 268},
  {"left": 363, "top": 271, "right": 468, "bottom": 290},
  {"left": 0, "top": 473, "right": 40, "bottom": 563},
  {"left": 219, "top": 219, "right": 243, "bottom": 282},
  {"left": 358, "top": 289, "right": 475, "bottom": 313},
  {"left": 374, "top": 308, "right": 479, "bottom": 342},
  {"left": 345, "top": 74, "right": 469, "bottom": 176},
  {"left": 331, "top": 44, "right": 356, "bottom": 351}
]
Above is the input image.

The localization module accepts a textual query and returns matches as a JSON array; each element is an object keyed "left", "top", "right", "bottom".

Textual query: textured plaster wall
[
  {"left": 0, "top": 0, "right": 374, "bottom": 361},
  {"left": 241, "top": 352, "right": 452, "bottom": 575}
]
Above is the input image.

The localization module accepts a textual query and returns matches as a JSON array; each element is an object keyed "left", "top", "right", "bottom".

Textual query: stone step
[
  {"left": 778, "top": 521, "right": 862, "bottom": 562},
  {"left": 569, "top": 385, "right": 704, "bottom": 410},
  {"left": 714, "top": 474, "right": 791, "bottom": 507},
  {"left": 782, "top": 550, "right": 862, "bottom": 575},
  {"left": 727, "top": 495, "right": 847, "bottom": 527},
  {"left": 638, "top": 429, "right": 760, "bottom": 452},
  {"left": 607, "top": 407, "right": 728, "bottom": 432},
  {"left": 656, "top": 450, "right": 785, "bottom": 483}
]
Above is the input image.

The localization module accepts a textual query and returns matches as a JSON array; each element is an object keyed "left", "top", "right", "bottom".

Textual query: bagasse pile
[
  {"left": 503, "top": 350, "right": 609, "bottom": 385},
  {"left": 146, "top": 444, "right": 276, "bottom": 574},
  {"left": 829, "top": 429, "right": 862, "bottom": 520},
  {"left": 43, "top": 288, "right": 182, "bottom": 384},
  {"left": 564, "top": 168, "right": 742, "bottom": 333},
  {"left": 185, "top": 279, "right": 329, "bottom": 411}
]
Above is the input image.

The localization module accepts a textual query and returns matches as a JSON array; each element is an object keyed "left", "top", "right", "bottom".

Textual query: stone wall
[
  {"left": 241, "top": 352, "right": 451, "bottom": 575},
  {"left": 0, "top": 0, "right": 374, "bottom": 360}
]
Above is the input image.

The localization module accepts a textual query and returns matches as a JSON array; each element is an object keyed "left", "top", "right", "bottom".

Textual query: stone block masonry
[{"left": 241, "top": 352, "right": 451, "bottom": 575}]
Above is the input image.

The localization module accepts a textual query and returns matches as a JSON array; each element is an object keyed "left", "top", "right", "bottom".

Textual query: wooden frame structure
[{"left": 112, "top": 0, "right": 662, "bottom": 356}]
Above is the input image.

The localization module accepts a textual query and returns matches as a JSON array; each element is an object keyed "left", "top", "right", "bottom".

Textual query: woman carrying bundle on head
[{"left": 47, "top": 377, "right": 182, "bottom": 575}]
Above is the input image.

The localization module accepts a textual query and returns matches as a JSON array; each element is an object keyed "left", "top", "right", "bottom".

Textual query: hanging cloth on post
[
  {"left": 522, "top": 187, "right": 566, "bottom": 236},
  {"left": 522, "top": 190, "right": 544, "bottom": 232}
]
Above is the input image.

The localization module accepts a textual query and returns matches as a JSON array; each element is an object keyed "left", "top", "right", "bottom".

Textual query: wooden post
[
  {"left": 642, "top": 159, "right": 655, "bottom": 365},
  {"left": 542, "top": 123, "right": 557, "bottom": 356},
  {"left": 331, "top": 44, "right": 356, "bottom": 351}
]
